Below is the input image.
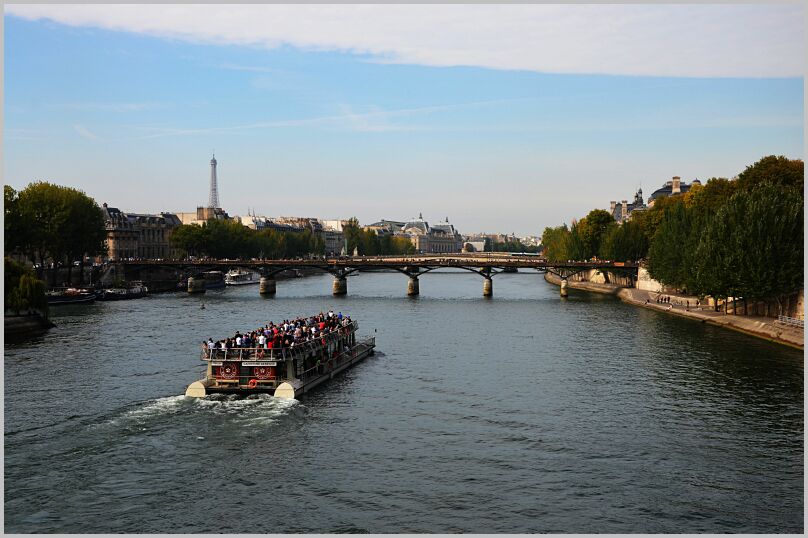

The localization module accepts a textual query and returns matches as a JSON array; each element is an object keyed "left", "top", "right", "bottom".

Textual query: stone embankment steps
[{"left": 544, "top": 273, "right": 803, "bottom": 350}]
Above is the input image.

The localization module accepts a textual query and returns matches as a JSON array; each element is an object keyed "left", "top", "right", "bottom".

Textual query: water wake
[{"left": 107, "top": 393, "right": 300, "bottom": 429}]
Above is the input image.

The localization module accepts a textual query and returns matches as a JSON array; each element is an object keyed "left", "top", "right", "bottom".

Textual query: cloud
[
  {"left": 73, "top": 124, "right": 99, "bottom": 140},
  {"left": 125, "top": 98, "right": 524, "bottom": 139},
  {"left": 5, "top": 4, "right": 804, "bottom": 77}
]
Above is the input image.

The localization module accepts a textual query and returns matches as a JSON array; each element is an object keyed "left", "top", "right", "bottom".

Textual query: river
[{"left": 4, "top": 271, "right": 803, "bottom": 533}]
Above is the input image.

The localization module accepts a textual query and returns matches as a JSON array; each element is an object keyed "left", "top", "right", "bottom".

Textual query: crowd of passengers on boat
[{"left": 202, "top": 310, "right": 353, "bottom": 356}]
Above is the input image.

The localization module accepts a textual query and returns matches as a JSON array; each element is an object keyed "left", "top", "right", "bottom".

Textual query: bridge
[{"left": 117, "top": 254, "right": 638, "bottom": 297}]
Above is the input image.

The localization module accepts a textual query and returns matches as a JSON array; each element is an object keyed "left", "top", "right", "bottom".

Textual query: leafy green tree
[
  {"left": 646, "top": 198, "right": 697, "bottom": 289},
  {"left": 342, "top": 217, "right": 363, "bottom": 255},
  {"left": 171, "top": 224, "right": 208, "bottom": 257},
  {"left": 4, "top": 257, "right": 48, "bottom": 317},
  {"left": 61, "top": 189, "right": 106, "bottom": 285},
  {"left": 684, "top": 177, "right": 737, "bottom": 213},
  {"left": 566, "top": 220, "right": 589, "bottom": 261},
  {"left": 541, "top": 225, "right": 570, "bottom": 261},
  {"left": 600, "top": 220, "right": 649, "bottom": 262},
  {"left": 630, "top": 194, "right": 682, "bottom": 243},
  {"left": 4, "top": 186, "right": 23, "bottom": 255},
  {"left": 695, "top": 182, "right": 803, "bottom": 314},
  {"left": 736, "top": 155, "right": 803, "bottom": 195},
  {"left": 575, "top": 209, "right": 615, "bottom": 259},
  {"left": 11, "top": 182, "right": 106, "bottom": 285},
  {"left": 491, "top": 239, "right": 540, "bottom": 253}
]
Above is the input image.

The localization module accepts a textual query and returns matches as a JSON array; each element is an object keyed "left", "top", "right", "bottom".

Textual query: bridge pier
[
  {"left": 407, "top": 276, "right": 419, "bottom": 296},
  {"left": 483, "top": 277, "right": 493, "bottom": 297},
  {"left": 333, "top": 276, "right": 347, "bottom": 296},
  {"left": 560, "top": 278, "right": 568, "bottom": 297},
  {"left": 187, "top": 276, "right": 206, "bottom": 294},
  {"left": 259, "top": 277, "right": 276, "bottom": 295}
]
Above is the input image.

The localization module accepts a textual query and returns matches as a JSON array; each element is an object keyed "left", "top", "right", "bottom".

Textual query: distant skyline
[{"left": 4, "top": 4, "right": 804, "bottom": 236}]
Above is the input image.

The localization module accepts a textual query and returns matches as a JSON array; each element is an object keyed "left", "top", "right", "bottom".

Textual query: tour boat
[
  {"left": 46, "top": 288, "right": 96, "bottom": 305},
  {"left": 202, "top": 271, "right": 226, "bottom": 289},
  {"left": 95, "top": 282, "right": 149, "bottom": 301},
  {"left": 225, "top": 269, "right": 259, "bottom": 286},
  {"left": 186, "top": 319, "right": 375, "bottom": 399}
]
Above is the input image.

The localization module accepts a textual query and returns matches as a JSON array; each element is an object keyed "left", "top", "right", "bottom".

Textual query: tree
[
  {"left": 646, "top": 198, "right": 696, "bottom": 289},
  {"left": 575, "top": 209, "right": 615, "bottom": 259},
  {"left": 171, "top": 224, "right": 208, "bottom": 257},
  {"left": 600, "top": 220, "right": 649, "bottom": 262},
  {"left": 61, "top": 189, "right": 106, "bottom": 285},
  {"left": 342, "top": 217, "right": 363, "bottom": 255},
  {"left": 695, "top": 182, "right": 803, "bottom": 314},
  {"left": 736, "top": 155, "right": 803, "bottom": 195},
  {"left": 4, "top": 186, "right": 23, "bottom": 255},
  {"left": 684, "top": 177, "right": 737, "bottom": 213},
  {"left": 4, "top": 257, "right": 48, "bottom": 318},
  {"left": 12, "top": 182, "right": 106, "bottom": 286},
  {"left": 566, "top": 220, "right": 589, "bottom": 261},
  {"left": 541, "top": 225, "right": 570, "bottom": 261}
]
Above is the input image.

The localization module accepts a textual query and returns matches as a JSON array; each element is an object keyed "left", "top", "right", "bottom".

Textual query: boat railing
[
  {"left": 296, "top": 335, "right": 376, "bottom": 382},
  {"left": 201, "top": 321, "right": 358, "bottom": 362}
]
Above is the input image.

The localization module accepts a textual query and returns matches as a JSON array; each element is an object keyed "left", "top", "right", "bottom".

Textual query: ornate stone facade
[{"left": 101, "top": 203, "right": 182, "bottom": 260}]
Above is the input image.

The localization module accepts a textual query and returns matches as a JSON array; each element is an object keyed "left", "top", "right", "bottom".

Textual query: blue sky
[{"left": 4, "top": 5, "right": 804, "bottom": 236}]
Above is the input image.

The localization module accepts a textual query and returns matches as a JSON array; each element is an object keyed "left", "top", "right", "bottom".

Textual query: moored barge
[{"left": 185, "top": 319, "right": 375, "bottom": 399}]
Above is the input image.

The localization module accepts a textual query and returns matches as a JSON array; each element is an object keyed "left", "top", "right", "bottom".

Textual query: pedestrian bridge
[{"left": 118, "top": 254, "right": 639, "bottom": 297}]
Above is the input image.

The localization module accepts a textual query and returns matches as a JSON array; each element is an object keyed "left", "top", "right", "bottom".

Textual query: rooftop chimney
[{"left": 672, "top": 176, "right": 681, "bottom": 194}]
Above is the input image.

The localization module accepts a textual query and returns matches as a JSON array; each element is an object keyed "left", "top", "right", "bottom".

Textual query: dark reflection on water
[{"left": 5, "top": 272, "right": 803, "bottom": 533}]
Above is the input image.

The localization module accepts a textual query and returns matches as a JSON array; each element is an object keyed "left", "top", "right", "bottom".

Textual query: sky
[{"left": 4, "top": 4, "right": 804, "bottom": 236}]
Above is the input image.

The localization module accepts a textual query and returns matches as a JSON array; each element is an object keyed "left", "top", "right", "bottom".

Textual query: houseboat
[
  {"left": 186, "top": 319, "right": 375, "bottom": 399},
  {"left": 225, "top": 268, "right": 259, "bottom": 286},
  {"left": 95, "top": 282, "right": 149, "bottom": 301},
  {"left": 46, "top": 288, "right": 96, "bottom": 305}
]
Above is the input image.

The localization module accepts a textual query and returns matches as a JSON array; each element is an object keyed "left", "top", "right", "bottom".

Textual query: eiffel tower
[{"left": 208, "top": 153, "right": 220, "bottom": 209}]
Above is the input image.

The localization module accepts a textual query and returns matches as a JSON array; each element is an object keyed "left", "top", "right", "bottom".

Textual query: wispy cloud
[
  {"left": 74, "top": 124, "right": 99, "bottom": 140},
  {"left": 5, "top": 4, "right": 804, "bottom": 78},
  {"left": 126, "top": 98, "right": 522, "bottom": 139}
]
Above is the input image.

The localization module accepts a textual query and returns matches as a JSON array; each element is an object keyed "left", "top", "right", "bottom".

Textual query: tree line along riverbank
[
  {"left": 544, "top": 272, "right": 803, "bottom": 350},
  {"left": 541, "top": 155, "right": 803, "bottom": 324}
]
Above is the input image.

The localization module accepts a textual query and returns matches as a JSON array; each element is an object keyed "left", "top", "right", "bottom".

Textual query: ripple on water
[{"left": 3, "top": 273, "right": 803, "bottom": 533}]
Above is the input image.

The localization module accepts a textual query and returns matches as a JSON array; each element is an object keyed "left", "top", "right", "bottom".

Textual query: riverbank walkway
[{"left": 545, "top": 273, "right": 803, "bottom": 349}]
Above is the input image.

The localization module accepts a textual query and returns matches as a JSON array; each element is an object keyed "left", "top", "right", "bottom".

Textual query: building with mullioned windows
[
  {"left": 366, "top": 214, "right": 463, "bottom": 253},
  {"left": 101, "top": 203, "right": 182, "bottom": 260}
]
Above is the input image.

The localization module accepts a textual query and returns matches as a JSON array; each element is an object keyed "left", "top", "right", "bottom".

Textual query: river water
[{"left": 4, "top": 271, "right": 803, "bottom": 533}]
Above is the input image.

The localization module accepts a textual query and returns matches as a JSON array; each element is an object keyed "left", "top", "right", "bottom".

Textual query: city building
[
  {"left": 239, "top": 214, "right": 346, "bottom": 256},
  {"left": 320, "top": 220, "right": 348, "bottom": 256},
  {"left": 102, "top": 204, "right": 138, "bottom": 260},
  {"left": 609, "top": 188, "right": 646, "bottom": 223},
  {"left": 101, "top": 203, "right": 182, "bottom": 260},
  {"left": 462, "top": 240, "right": 487, "bottom": 252},
  {"left": 175, "top": 206, "right": 230, "bottom": 225},
  {"left": 365, "top": 219, "right": 406, "bottom": 236},
  {"left": 321, "top": 219, "right": 350, "bottom": 232},
  {"left": 398, "top": 214, "right": 463, "bottom": 253},
  {"left": 647, "top": 176, "right": 701, "bottom": 207}
]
